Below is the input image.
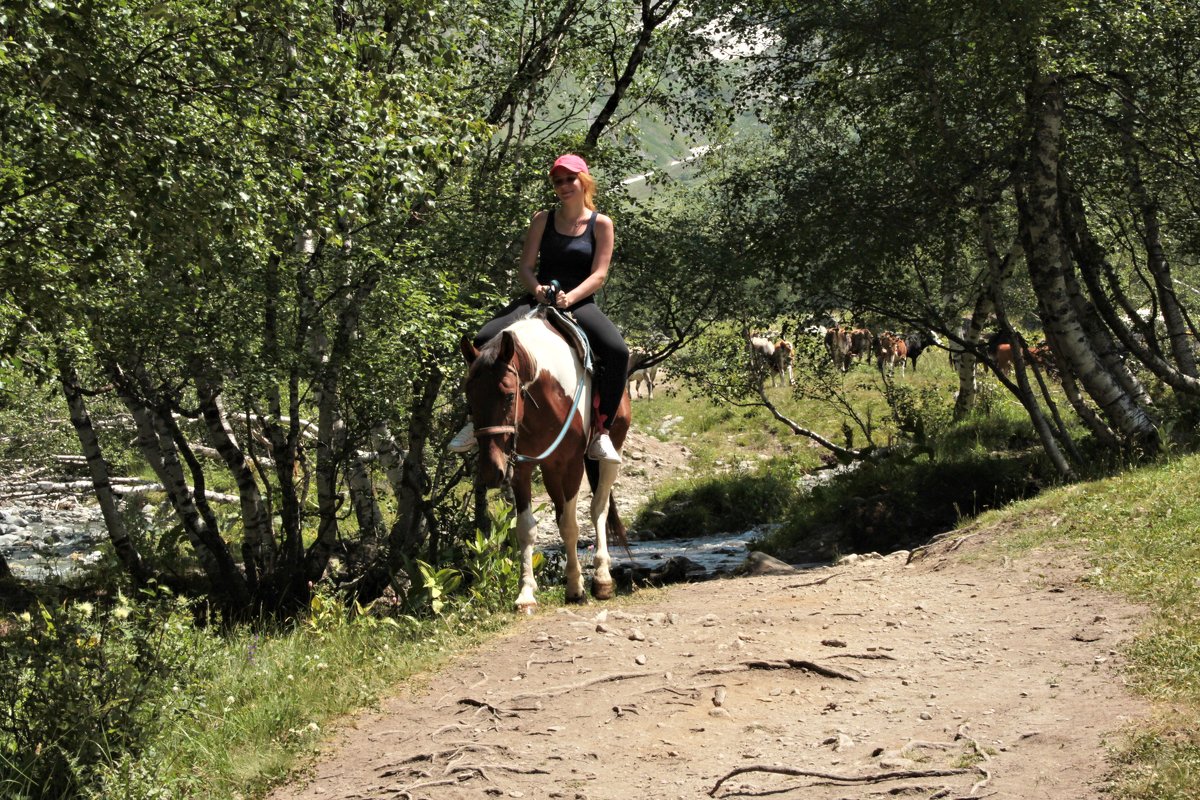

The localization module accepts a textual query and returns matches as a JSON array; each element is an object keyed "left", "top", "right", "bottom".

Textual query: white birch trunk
[{"left": 1020, "top": 76, "right": 1159, "bottom": 452}]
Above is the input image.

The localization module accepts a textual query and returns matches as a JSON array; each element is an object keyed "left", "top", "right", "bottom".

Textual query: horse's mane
[{"left": 476, "top": 318, "right": 550, "bottom": 385}]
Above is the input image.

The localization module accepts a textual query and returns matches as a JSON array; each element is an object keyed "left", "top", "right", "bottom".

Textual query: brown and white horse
[{"left": 461, "top": 314, "right": 631, "bottom": 612}]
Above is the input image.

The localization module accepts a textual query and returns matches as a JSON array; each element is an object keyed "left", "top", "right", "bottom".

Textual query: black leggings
[{"left": 475, "top": 297, "right": 629, "bottom": 427}]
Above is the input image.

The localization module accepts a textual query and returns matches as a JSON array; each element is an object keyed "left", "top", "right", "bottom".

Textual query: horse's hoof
[
  {"left": 516, "top": 603, "right": 537, "bottom": 616},
  {"left": 591, "top": 581, "right": 614, "bottom": 601},
  {"left": 565, "top": 592, "right": 587, "bottom": 605}
]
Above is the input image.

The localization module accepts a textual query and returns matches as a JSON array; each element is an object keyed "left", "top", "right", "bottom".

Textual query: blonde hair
[{"left": 577, "top": 171, "right": 597, "bottom": 210}]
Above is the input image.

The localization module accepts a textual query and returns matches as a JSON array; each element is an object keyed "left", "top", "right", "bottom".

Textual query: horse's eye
[{"left": 505, "top": 392, "right": 516, "bottom": 402}]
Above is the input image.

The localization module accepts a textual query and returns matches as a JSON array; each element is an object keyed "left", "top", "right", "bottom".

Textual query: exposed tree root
[
  {"left": 698, "top": 659, "right": 863, "bottom": 682},
  {"left": 504, "top": 670, "right": 658, "bottom": 702},
  {"left": 709, "top": 765, "right": 972, "bottom": 796},
  {"left": 787, "top": 572, "right": 844, "bottom": 589},
  {"left": 828, "top": 652, "right": 898, "bottom": 661}
]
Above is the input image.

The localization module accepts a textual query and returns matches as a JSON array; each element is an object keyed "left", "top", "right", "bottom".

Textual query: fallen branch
[
  {"left": 709, "top": 765, "right": 970, "bottom": 796},
  {"left": 786, "top": 571, "right": 843, "bottom": 589},
  {"left": 697, "top": 659, "right": 862, "bottom": 682}
]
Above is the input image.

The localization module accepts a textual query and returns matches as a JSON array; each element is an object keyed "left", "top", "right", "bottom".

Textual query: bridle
[{"left": 471, "top": 301, "right": 592, "bottom": 473}]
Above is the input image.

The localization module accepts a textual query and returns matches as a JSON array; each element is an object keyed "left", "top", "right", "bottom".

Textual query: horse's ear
[
  {"left": 499, "top": 330, "right": 517, "bottom": 363},
  {"left": 460, "top": 335, "right": 479, "bottom": 364}
]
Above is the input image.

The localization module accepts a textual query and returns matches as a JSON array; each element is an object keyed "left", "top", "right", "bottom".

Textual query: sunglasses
[{"left": 551, "top": 174, "right": 578, "bottom": 187}]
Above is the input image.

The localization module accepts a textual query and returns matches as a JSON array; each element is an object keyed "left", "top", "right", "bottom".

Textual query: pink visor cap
[{"left": 550, "top": 154, "right": 589, "bottom": 176}]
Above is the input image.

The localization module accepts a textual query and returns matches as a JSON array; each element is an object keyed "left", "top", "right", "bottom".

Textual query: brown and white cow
[
  {"left": 873, "top": 332, "right": 908, "bottom": 375},
  {"left": 769, "top": 338, "right": 795, "bottom": 386},
  {"left": 849, "top": 328, "right": 874, "bottom": 363},
  {"left": 824, "top": 327, "right": 853, "bottom": 372}
]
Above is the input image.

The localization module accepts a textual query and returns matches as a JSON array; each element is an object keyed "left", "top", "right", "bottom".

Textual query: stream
[{"left": 1, "top": 499, "right": 776, "bottom": 584}]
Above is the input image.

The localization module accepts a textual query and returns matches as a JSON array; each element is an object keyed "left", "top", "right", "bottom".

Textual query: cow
[
  {"left": 849, "top": 328, "right": 874, "bottom": 363},
  {"left": 770, "top": 338, "right": 795, "bottom": 386},
  {"left": 986, "top": 331, "right": 1026, "bottom": 377},
  {"left": 626, "top": 349, "right": 659, "bottom": 399},
  {"left": 873, "top": 332, "right": 908, "bottom": 375},
  {"left": 824, "top": 327, "right": 853, "bottom": 372},
  {"left": 1027, "top": 340, "right": 1058, "bottom": 377},
  {"left": 903, "top": 331, "right": 941, "bottom": 372}
]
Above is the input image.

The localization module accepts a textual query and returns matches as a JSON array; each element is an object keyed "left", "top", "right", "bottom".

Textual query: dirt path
[{"left": 270, "top": 534, "right": 1147, "bottom": 800}]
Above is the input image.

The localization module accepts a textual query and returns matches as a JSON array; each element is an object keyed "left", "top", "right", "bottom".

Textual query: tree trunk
[
  {"left": 195, "top": 377, "right": 275, "bottom": 591},
  {"left": 585, "top": 0, "right": 681, "bottom": 147},
  {"left": 1018, "top": 75, "right": 1159, "bottom": 454},
  {"left": 1120, "top": 92, "right": 1198, "bottom": 380},
  {"left": 115, "top": 375, "right": 249, "bottom": 605},
  {"left": 57, "top": 356, "right": 149, "bottom": 586},
  {"left": 953, "top": 193, "right": 1018, "bottom": 420},
  {"left": 388, "top": 367, "right": 444, "bottom": 566}
]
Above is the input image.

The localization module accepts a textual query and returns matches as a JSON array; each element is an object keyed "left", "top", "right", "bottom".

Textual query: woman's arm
[
  {"left": 518, "top": 210, "right": 549, "bottom": 301},
  {"left": 560, "top": 213, "right": 614, "bottom": 307}
]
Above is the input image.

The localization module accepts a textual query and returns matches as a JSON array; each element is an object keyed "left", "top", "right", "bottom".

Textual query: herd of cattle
[
  {"left": 625, "top": 323, "right": 1051, "bottom": 399},
  {"left": 819, "top": 326, "right": 941, "bottom": 375}
]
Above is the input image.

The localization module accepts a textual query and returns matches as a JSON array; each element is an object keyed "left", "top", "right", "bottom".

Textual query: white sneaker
[
  {"left": 586, "top": 432, "right": 621, "bottom": 463},
  {"left": 448, "top": 422, "right": 476, "bottom": 453}
]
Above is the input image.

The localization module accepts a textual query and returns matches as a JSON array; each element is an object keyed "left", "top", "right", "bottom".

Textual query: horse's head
[{"left": 461, "top": 331, "right": 526, "bottom": 488}]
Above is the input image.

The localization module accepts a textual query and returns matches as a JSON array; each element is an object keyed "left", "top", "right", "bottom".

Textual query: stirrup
[
  {"left": 586, "top": 432, "right": 621, "bottom": 464},
  {"left": 448, "top": 422, "right": 476, "bottom": 453}
]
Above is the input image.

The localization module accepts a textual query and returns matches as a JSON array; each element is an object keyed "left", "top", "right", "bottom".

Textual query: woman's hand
[
  {"left": 534, "top": 285, "right": 547, "bottom": 304},
  {"left": 556, "top": 290, "right": 570, "bottom": 309}
]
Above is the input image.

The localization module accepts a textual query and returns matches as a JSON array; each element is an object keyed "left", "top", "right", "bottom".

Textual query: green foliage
[
  {"left": 411, "top": 560, "right": 464, "bottom": 617},
  {"left": 881, "top": 379, "right": 955, "bottom": 455},
  {"left": 633, "top": 458, "right": 801, "bottom": 539},
  {"left": 0, "top": 591, "right": 207, "bottom": 799},
  {"left": 456, "top": 503, "right": 527, "bottom": 613},
  {"left": 764, "top": 451, "right": 1051, "bottom": 560}
]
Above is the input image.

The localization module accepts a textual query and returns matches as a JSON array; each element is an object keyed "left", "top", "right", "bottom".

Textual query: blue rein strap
[{"left": 514, "top": 281, "right": 593, "bottom": 465}]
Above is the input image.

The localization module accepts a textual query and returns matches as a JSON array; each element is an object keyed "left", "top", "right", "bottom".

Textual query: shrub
[
  {"left": 0, "top": 590, "right": 207, "bottom": 799},
  {"left": 766, "top": 451, "right": 1053, "bottom": 560},
  {"left": 632, "top": 459, "right": 801, "bottom": 539}
]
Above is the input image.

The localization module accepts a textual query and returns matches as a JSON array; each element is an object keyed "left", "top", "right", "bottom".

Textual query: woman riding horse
[{"left": 449, "top": 154, "right": 629, "bottom": 463}]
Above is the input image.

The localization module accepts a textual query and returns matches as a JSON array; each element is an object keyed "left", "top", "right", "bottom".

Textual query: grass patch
[
  {"left": 967, "top": 454, "right": 1200, "bottom": 799},
  {"left": 152, "top": 610, "right": 511, "bottom": 799},
  {"left": 631, "top": 458, "right": 802, "bottom": 538}
]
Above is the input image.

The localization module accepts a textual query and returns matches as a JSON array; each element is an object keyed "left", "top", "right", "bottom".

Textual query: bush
[
  {"left": 632, "top": 459, "right": 801, "bottom": 539},
  {"left": 0, "top": 590, "right": 207, "bottom": 799},
  {"left": 766, "top": 452, "right": 1053, "bottom": 560}
]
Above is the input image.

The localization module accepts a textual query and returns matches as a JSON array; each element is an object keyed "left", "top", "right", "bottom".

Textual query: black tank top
[{"left": 537, "top": 209, "right": 597, "bottom": 298}]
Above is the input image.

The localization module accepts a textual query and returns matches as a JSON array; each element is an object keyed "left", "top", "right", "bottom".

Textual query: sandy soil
[{"left": 268, "top": 426, "right": 1149, "bottom": 800}]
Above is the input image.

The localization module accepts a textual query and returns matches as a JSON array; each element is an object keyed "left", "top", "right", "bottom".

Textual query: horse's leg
[
  {"left": 511, "top": 467, "right": 540, "bottom": 613},
  {"left": 589, "top": 459, "right": 620, "bottom": 600},
  {"left": 544, "top": 459, "right": 586, "bottom": 603}
]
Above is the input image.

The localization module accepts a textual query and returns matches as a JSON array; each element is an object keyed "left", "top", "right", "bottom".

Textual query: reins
[
  {"left": 513, "top": 283, "right": 593, "bottom": 464},
  {"left": 470, "top": 283, "right": 593, "bottom": 469}
]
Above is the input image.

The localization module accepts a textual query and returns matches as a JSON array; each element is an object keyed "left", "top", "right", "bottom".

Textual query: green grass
[
  {"left": 132, "top": 603, "right": 516, "bottom": 800},
  {"left": 626, "top": 351, "right": 1050, "bottom": 554},
  {"left": 966, "top": 455, "right": 1200, "bottom": 799}
]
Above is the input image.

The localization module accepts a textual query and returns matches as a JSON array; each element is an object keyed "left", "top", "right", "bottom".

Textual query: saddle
[{"left": 528, "top": 305, "right": 593, "bottom": 374}]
